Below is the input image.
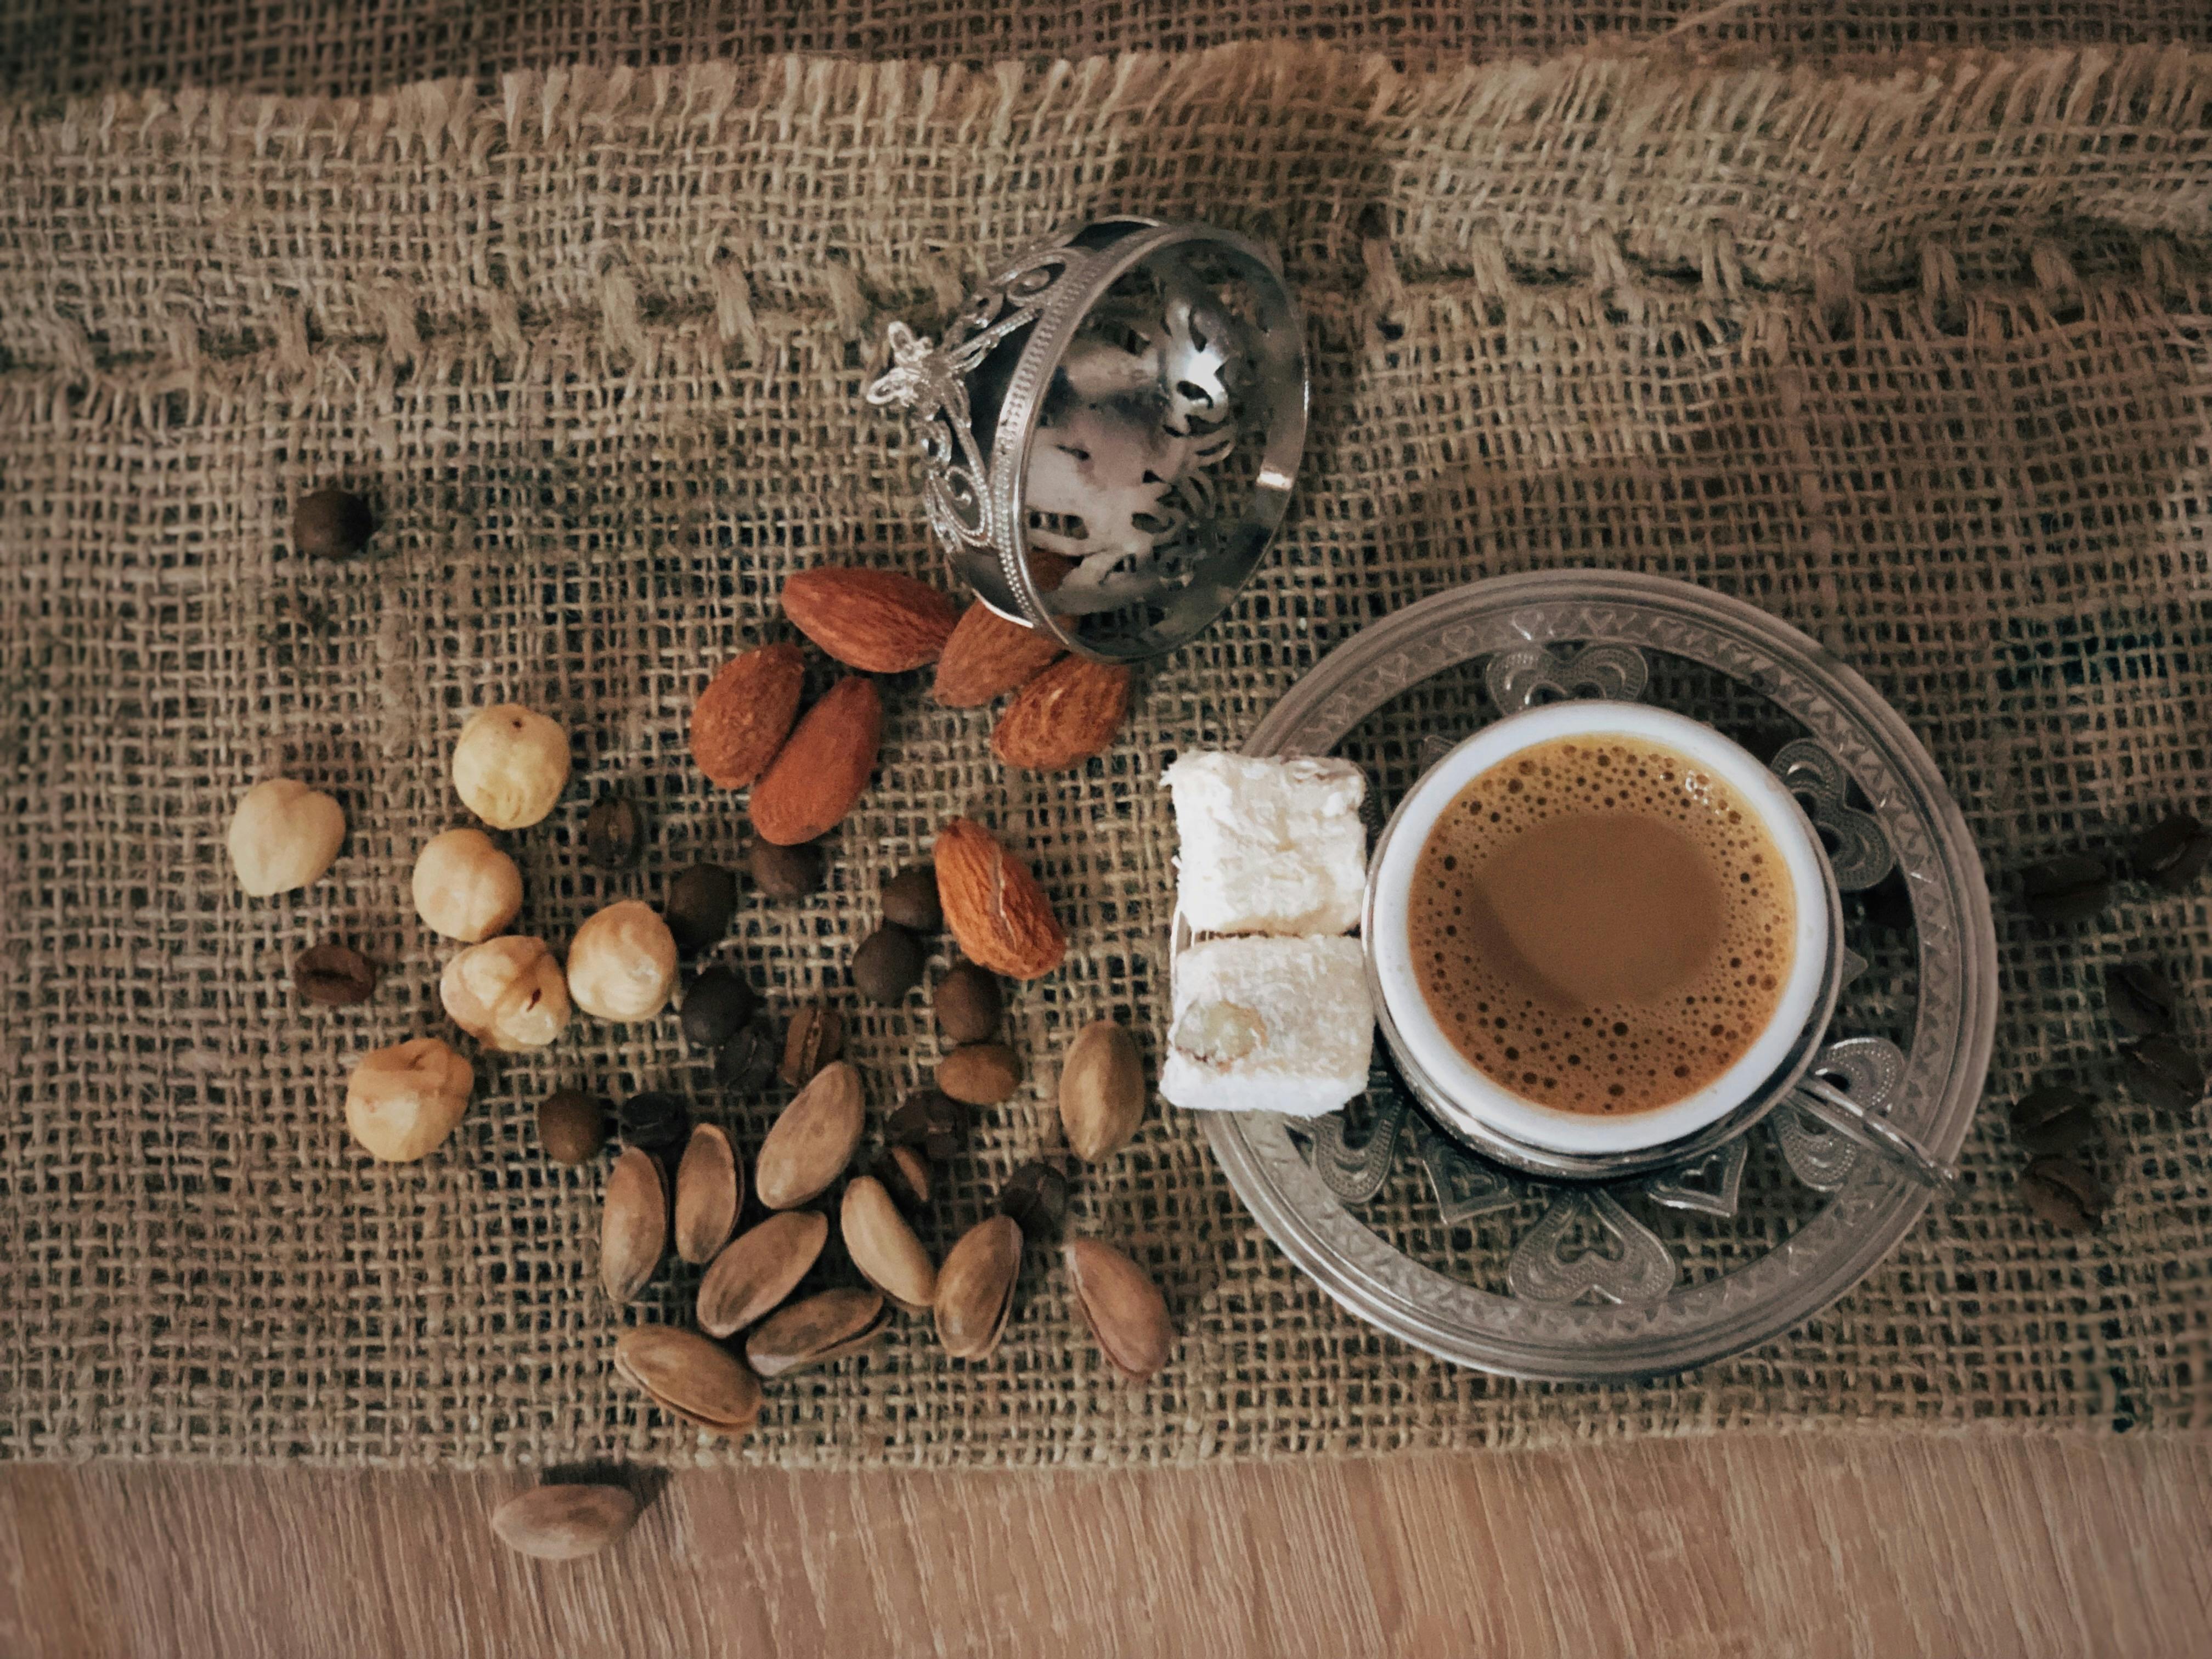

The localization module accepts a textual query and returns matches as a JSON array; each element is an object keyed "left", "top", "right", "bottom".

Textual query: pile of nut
[{"left": 237, "top": 489, "right": 1171, "bottom": 1459}]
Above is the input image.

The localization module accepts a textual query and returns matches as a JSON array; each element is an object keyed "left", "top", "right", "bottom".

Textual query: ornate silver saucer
[{"left": 1197, "top": 571, "right": 1998, "bottom": 1380}]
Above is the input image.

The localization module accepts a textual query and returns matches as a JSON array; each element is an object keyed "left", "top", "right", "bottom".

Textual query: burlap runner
[{"left": 2, "top": 42, "right": 2209, "bottom": 1467}]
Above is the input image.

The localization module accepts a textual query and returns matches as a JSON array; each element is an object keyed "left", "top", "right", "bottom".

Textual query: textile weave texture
[{"left": 2, "top": 41, "right": 2210, "bottom": 1466}]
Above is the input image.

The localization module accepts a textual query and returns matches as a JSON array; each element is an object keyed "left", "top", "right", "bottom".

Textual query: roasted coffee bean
[
  {"left": 680, "top": 967, "right": 759, "bottom": 1051},
  {"left": 294, "top": 941, "right": 379, "bottom": 1006},
  {"left": 2020, "top": 1156, "right": 2108, "bottom": 1232},
  {"left": 751, "top": 838, "right": 825, "bottom": 899},
  {"left": 537, "top": 1089, "right": 608, "bottom": 1165},
  {"left": 2130, "top": 810, "right": 2211, "bottom": 892},
  {"left": 2104, "top": 961, "right": 2177, "bottom": 1039},
  {"left": 584, "top": 794, "right": 647, "bottom": 870},
  {"left": 779, "top": 1002, "right": 844, "bottom": 1087},
  {"left": 996, "top": 1159, "right": 1068, "bottom": 1240},
  {"left": 665, "top": 862, "right": 737, "bottom": 955},
  {"left": 932, "top": 962, "right": 1003, "bottom": 1044},
  {"left": 872, "top": 1145, "right": 932, "bottom": 1211},
  {"left": 292, "top": 487, "right": 375, "bottom": 558},
  {"left": 2008, "top": 1086, "right": 2102, "bottom": 1158},
  {"left": 851, "top": 924, "right": 926, "bottom": 1003},
  {"left": 714, "top": 1020, "right": 778, "bottom": 1096},
  {"left": 621, "top": 1091, "right": 691, "bottom": 1152},
  {"left": 2019, "top": 854, "right": 2111, "bottom": 925},
  {"left": 2119, "top": 1036, "right": 2207, "bottom": 1114},
  {"left": 887, "top": 1089, "right": 968, "bottom": 1163},
  {"left": 879, "top": 865, "right": 943, "bottom": 932}
]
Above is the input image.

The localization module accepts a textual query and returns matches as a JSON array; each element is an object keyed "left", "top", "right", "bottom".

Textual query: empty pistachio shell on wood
[
  {"left": 696, "top": 1210, "right": 829, "bottom": 1339},
  {"left": 1059, "top": 1019, "right": 1146, "bottom": 1162},
  {"left": 600, "top": 1147, "right": 668, "bottom": 1303},
  {"left": 841, "top": 1176, "right": 937, "bottom": 1312},
  {"left": 490, "top": 1485, "right": 641, "bottom": 1561},
  {"left": 745, "top": 1288, "right": 888, "bottom": 1379},
  {"left": 935, "top": 1042, "right": 1024, "bottom": 1107},
  {"left": 674, "top": 1124, "right": 742, "bottom": 1265},
  {"left": 934, "top": 1215, "right": 1022, "bottom": 1362},
  {"left": 754, "top": 1060, "right": 865, "bottom": 1210},
  {"left": 614, "top": 1325, "right": 762, "bottom": 1436},
  {"left": 1064, "top": 1237, "right": 1172, "bottom": 1383}
]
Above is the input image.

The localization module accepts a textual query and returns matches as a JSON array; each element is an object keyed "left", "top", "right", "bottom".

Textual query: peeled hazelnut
[
  {"left": 439, "top": 936, "right": 571, "bottom": 1051},
  {"left": 452, "top": 703, "right": 571, "bottom": 830},
  {"left": 566, "top": 900, "right": 677, "bottom": 1022},
  {"left": 227, "top": 778, "right": 346, "bottom": 896},
  {"left": 411, "top": 827, "right": 523, "bottom": 943},
  {"left": 345, "top": 1036, "right": 474, "bottom": 1162}
]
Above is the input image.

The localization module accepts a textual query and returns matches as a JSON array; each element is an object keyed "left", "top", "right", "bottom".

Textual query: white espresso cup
[{"left": 1364, "top": 702, "right": 1833, "bottom": 1157}]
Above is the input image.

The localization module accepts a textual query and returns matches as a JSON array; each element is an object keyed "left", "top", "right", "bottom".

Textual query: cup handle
[{"left": 1791, "top": 1075, "right": 1959, "bottom": 1190}]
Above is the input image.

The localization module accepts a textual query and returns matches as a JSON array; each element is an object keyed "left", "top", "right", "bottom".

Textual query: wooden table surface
[{"left": 4, "top": 1434, "right": 2207, "bottom": 1657}]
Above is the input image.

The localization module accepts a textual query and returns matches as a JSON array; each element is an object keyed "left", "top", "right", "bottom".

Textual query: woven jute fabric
[{"left": 3, "top": 42, "right": 2210, "bottom": 1468}]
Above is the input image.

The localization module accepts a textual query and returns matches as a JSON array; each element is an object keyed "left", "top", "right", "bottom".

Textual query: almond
[
  {"left": 783, "top": 566, "right": 957, "bottom": 674},
  {"left": 930, "top": 552, "right": 1075, "bottom": 708},
  {"left": 690, "top": 642, "right": 804, "bottom": 789},
  {"left": 748, "top": 676, "right": 882, "bottom": 846},
  {"left": 991, "top": 656, "right": 1132, "bottom": 771},
  {"left": 933, "top": 818, "right": 1066, "bottom": 981}
]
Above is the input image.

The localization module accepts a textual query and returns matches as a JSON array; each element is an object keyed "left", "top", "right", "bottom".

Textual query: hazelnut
[
  {"left": 411, "top": 828, "right": 523, "bottom": 943},
  {"left": 439, "top": 936, "right": 570, "bottom": 1051},
  {"left": 345, "top": 1036, "right": 475, "bottom": 1162},
  {"left": 452, "top": 703, "right": 571, "bottom": 830},
  {"left": 566, "top": 900, "right": 677, "bottom": 1022},
  {"left": 228, "top": 778, "right": 347, "bottom": 896}
]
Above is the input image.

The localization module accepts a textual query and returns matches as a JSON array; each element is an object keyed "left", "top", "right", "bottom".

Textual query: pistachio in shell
[
  {"left": 614, "top": 1324, "right": 762, "bottom": 1436},
  {"left": 696, "top": 1210, "right": 830, "bottom": 1338},
  {"left": 840, "top": 1176, "right": 938, "bottom": 1312},
  {"left": 744, "top": 1287, "right": 889, "bottom": 1379},
  {"left": 1064, "top": 1236, "right": 1172, "bottom": 1383},
  {"left": 674, "top": 1123, "right": 743, "bottom": 1265},
  {"left": 754, "top": 1060, "right": 865, "bottom": 1209},
  {"left": 600, "top": 1146, "right": 668, "bottom": 1303},
  {"left": 934, "top": 1214, "right": 1022, "bottom": 1362},
  {"left": 490, "top": 1485, "right": 641, "bottom": 1561},
  {"left": 1058, "top": 1019, "right": 1146, "bottom": 1162}
]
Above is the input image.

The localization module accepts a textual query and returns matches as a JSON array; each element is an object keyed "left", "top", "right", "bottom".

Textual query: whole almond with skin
[
  {"left": 615, "top": 1325, "right": 763, "bottom": 1435},
  {"left": 674, "top": 1124, "right": 742, "bottom": 1265},
  {"left": 932, "top": 550, "right": 1074, "bottom": 708},
  {"left": 991, "top": 654, "right": 1132, "bottom": 771},
  {"left": 754, "top": 1060, "right": 865, "bottom": 1209},
  {"left": 491, "top": 1485, "right": 640, "bottom": 1561},
  {"left": 697, "top": 1210, "right": 828, "bottom": 1338},
  {"left": 1065, "top": 1237, "right": 1173, "bottom": 1383},
  {"left": 934, "top": 1214, "right": 1022, "bottom": 1361},
  {"left": 783, "top": 566, "right": 957, "bottom": 673},
  {"left": 1059, "top": 1020, "right": 1147, "bottom": 1161},
  {"left": 749, "top": 676, "right": 883, "bottom": 846},
  {"left": 842, "top": 1176, "right": 937, "bottom": 1312},
  {"left": 934, "top": 819, "right": 1066, "bottom": 981},
  {"left": 936, "top": 1042, "right": 1024, "bottom": 1107},
  {"left": 746, "top": 1288, "right": 889, "bottom": 1378},
  {"left": 600, "top": 1147, "right": 668, "bottom": 1303},
  {"left": 690, "top": 642, "right": 806, "bottom": 789}
]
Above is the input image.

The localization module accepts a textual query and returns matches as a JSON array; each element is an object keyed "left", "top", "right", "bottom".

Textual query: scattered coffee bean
[
  {"left": 2008, "top": 1085, "right": 2102, "bottom": 1158},
  {"left": 292, "top": 487, "right": 375, "bottom": 558},
  {"left": 2020, "top": 854, "right": 2111, "bottom": 924},
  {"left": 293, "top": 940, "right": 379, "bottom": 1006},
  {"left": 879, "top": 865, "right": 943, "bottom": 932},
  {"left": 714, "top": 1020, "right": 778, "bottom": 1096},
  {"left": 584, "top": 793, "right": 646, "bottom": 870},
  {"left": 2119, "top": 1035, "right": 2207, "bottom": 1114},
  {"left": 887, "top": 1090, "right": 968, "bottom": 1162},
  {"left": 851, "top": 925, "right": 926, "bottom": 1003},
  {"left": 779, "top": 1002, "right": 844, "bottom": 1087},
  {"left": 751, "top": 838, "right": 825, "bottom": 899},
  {"left": 680, "top": 967, "right": 759, "bottom": 1051},
  {"left": 872, "top": 1145, "right": 933, "bottom": 1211},
  {"left": 665, "top": 862, "right": 737, "bottom": 955},
  {"left": 937, "top": 1042, "right": 1024, "bottom": 1107},
  {"left": 933, "top": 962, "right": 1003, "bottom": 1045},
  {"left": 2103, "top": 961, "right": 2176, "bottom": 1039},
  {"left": 2130, "top": 810, "right": 2211, "bottom": 892},
  {"left": 2020, "top": 1156, "right": 2108, "bottom": 1232},
  {"left": 621, "top": 1091, "right": 691, "bottom": 1152},
  {"left": 996, "top": 1159, "right": 1068, "bottom": 1240},
  {"left": 537, "top": 1089, "right": 608, "bottom": 1165}
]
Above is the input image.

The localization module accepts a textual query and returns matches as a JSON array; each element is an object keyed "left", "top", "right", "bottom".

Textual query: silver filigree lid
[{"left": 867, "top": 218, "right": 1308, "bottom": 664}]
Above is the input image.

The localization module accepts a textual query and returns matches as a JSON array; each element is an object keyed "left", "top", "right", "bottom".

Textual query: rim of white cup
[{"left": 1365, "top": 702, "right": 1833, "bottom": 1156}]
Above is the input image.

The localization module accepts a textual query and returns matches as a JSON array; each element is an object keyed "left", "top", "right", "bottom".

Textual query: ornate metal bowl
[
  {"left": 867, "top": 218, "right": 1308, "bottom": 664},
  {"left": 1198, "top": 571, "right": 1999, "bottom": 1381}
]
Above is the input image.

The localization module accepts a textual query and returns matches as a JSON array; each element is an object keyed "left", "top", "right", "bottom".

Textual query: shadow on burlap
[{"left": 0, "top": 42, "right": 2208, "bottom": 1466}]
